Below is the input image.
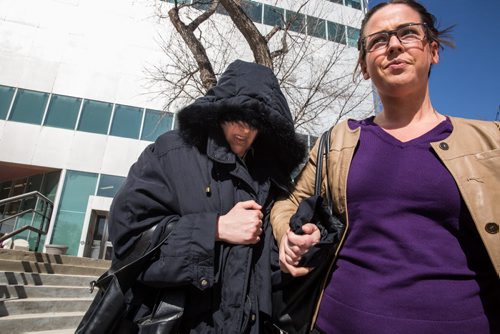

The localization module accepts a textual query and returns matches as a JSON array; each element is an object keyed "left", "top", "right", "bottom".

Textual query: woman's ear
[
  {"left": 361, "top": 60, "right": 370, "bottom": 80},
  {"left": 430, "top": 41, "right": 440, "bottom": 64}
]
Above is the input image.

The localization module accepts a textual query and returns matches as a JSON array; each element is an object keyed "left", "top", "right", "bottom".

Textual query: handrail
[
  {"left": 0, "top": 209, "right": 33, "bottom": 225},
  {"left": 0, "top": 190, "right": 52, "bottom": 205},
  {"left": 0, "top": 191, "right": 54, "bottom": 251}
]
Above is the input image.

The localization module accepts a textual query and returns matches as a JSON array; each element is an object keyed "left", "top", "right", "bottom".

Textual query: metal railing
[{"left": 0, "top": 191, "right": 54, "bottom": 251}]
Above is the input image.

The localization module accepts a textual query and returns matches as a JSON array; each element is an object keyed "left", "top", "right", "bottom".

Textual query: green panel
[
  {"left": 141, "top": 109, "right": 173, "bottom": 141},
  {"left": 193, "top": 1, "right": 210, "bottom": 11},
  {"left": 0, "top": 85, "right": 15, "bottom": 119},
  {"left": 110, "top": 104, "right": 143, "bottom": 139},
  {"left": 327, "top": 21, "right": 346, "bottom": 45},
  {"left": 41, "top": 171, "right": 61, "bottom": 201},
  {"left": 77, "top": 99, "right": 112, "bottom": 135},
  {"left": 241, "top": 0, "right": 262, "bottom": 23},
  {"left": 8, "top": 89, "right": 49, "bottom": 125},
  {"left": 285, "top": 11, "right": 306, "bottom": 33},
  {"left": 263, "top": 5, "right": 284, "bottom": 27},
  {"left": 52, "top": 170, "right": 98, "bottom": 255},
  {"left": 51, "top": 211, "right": 86, "bottom": 255},
  {"left": 44, "top": 94, "right": 82, "bottom": 130},
  {"left": 347, "top": 26, "right": 360, "bottom": 47},
  {"left": 96, "top": 174, "right": 126, "bottom": 198},
  {"left": 345, "top": 0, "right": 362, "bottom": 10},
  {"left": 307, "top": 16, "right": 326, "bottom": 39}
]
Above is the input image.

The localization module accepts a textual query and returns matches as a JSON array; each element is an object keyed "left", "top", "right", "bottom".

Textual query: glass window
[
  {"left": 241, "top": 0, "right": 262, "bottom": 24},
  {"left": 327, "top": 0, "right": 343, "bottom": 4},
  {"left": 96, "top": 174, "right": 126, "bottom": 198},
  {"left": 109, "top": 104, "right": 143, "bottom": 139},
  {"left": 52, "top": 170, "right": 98, "bottom": 255},
  {"left": 165, "top": 0, "right": 190, "bottom": 4},
  {"left": 285, "top": 11, "right": 306, "bottom": 33},
  {"left": 141, "top": 109, "right": 174, "bottom": 142},
  {"left": 347, "top": 26, "right": 360, "bottom": 47},
  {"left": 327, "top": 21, "right": 346, "bottom": 45},
  {"left": 263, "top": 5, "right": 284, "bottom": 27},
  {"left": 77, "top": 99, "right": 112, "bottom": 135},
  {"left": 44, "top": 94, "right": 82, "bottom": 130},
  {"left": 0, "top": 85, "right": 15, "bottom": 120},
  {"left": 216, "top": 4, "right": 228, "bottom": 15},
  {"left": 8, "top": 89, "right": 49, "bottom": 125},
  {"left": 345, "top": 0, "right": 362, "bottom": 10},
  {"left": 192, "top": 1, "right": 211, "bottom": 11},
  {"left": 307, "top": 16, "right": 326, "bottom": 39}
]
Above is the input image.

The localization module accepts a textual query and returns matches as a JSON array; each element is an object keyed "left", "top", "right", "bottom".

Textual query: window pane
[
  {"left": 77, "top": 99, "right": 112, "bottom": 135},
  {"left": 141, "top": 109, "right": 173, "bottom": 142},
  {"left": 109, "top": 104, "right": 143, "bottom": 139},
  {"left": 307, "top": 16, "right": 326, "bottom": 39},
  {"left": 242, "top": 0, "right": 262, "bottom": 24},
  {"left": 8, "top": 89, "right": 49, "bottom": 125},
  {"left": 0, "top": 85, "right": 15, "bottom": 120},
  {"left": 44, "top": 94, "right": 82, "bottom": 130},
  {"left": 216, "top": 4, "right": 228, "bottom": 15},
  {"left": 52, "top": 170, "right": 98, "bottom": 255},
  {"left": 347, "top": 26, "right": 360, "bottom": 47},
  {"left": 96, "top": 174, "right": 125, "bottom": 198},
  {"left": 285, "top": 11, "right": 306, "bottom": 33},
  {"left": 327, "top": 21, "right": 346, "bottom": 45},
  {"left": 192, "top": 1, "right": 211, "bottom": 11},
  {"left": 327, "top": 0, "right": 343, "bottom": 4},
  {"left": 263, "top": 5, "right": 284, "bottom": 27},
  {"left": 345, "top": 0, "right": 362, "bottom": 10}
]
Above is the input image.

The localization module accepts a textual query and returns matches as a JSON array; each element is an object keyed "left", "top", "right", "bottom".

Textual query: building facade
[{"left": 0, "top": 0, "right": 371, "bottom": 258}]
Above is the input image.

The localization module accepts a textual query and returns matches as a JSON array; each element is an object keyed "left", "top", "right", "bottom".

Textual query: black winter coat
[{"left": 108, "top": 60, "right": 306, "bottom": 333}]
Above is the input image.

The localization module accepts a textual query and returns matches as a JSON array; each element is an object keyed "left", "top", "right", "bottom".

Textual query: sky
[{"left": 367, "top": 0, "right": 500, "bottom": 121}]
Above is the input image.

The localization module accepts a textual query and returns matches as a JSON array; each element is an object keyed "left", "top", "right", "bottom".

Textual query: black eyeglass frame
[{"left": 362, "top": 22, "right": 429, "bottom": 53}]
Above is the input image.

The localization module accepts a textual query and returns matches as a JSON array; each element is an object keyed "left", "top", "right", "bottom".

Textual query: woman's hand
[
  {"left": 279, "top": 223, "right": 321, "bottom": 277},
  {"left": 216, "top": 200, "right": 263, "bottom": 245}
]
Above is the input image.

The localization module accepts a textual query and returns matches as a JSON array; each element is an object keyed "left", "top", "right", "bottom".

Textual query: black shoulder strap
[
  {"left": 93, "top": 221, "right": 178, "bottom": 290},
  {"left": 314, "top": 128, "right": 332, "bottom": 197}
]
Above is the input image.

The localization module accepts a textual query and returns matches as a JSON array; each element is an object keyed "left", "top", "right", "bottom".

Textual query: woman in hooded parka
[{"left": 108, "top": 59, "right": 306, "bottom": 333}]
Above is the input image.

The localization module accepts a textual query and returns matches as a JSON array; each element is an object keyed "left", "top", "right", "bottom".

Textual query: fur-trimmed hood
[{"left": 177, "top": 60, "right": 306, "bottom": 183}]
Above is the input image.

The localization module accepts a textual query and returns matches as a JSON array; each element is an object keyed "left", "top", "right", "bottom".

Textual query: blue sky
[{"left": 368, "top": 0, "right": 500, "bottom": 121}]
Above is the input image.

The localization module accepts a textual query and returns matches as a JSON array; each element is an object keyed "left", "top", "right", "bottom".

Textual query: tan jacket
[{"left": 271, "top": 116, "right": 500, "bottom": 277}]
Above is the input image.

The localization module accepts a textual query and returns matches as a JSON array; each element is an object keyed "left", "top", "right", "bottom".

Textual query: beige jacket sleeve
[{"left": 270, "top": 136, "right": 323, "bottom": 245}]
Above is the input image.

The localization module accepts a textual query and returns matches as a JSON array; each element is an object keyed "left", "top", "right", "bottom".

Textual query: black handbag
[
  {"left": 269, "top": 128, "right": 345, "bottom": 334},
  {"left": 76, "top": 222, "right": 184, "bottom": 334}
]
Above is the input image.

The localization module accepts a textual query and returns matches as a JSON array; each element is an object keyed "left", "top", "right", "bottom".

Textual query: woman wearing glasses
[{"left": 271, "top": 0, "right": 499, "bottom": 333}]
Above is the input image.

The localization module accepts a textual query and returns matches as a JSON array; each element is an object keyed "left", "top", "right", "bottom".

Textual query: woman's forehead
[{"left": 365, "top": 4, "right": 421, "bottom": 34}]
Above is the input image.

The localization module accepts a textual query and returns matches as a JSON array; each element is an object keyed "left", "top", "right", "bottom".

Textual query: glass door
[{"left": 87, "top": 213, "right": 113, "bottom": 260}]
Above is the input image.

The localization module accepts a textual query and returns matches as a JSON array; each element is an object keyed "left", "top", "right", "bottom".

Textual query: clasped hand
[
  {"left": 216, "top": 200, "right": 264, "bottom": 245},
  {"left": 279, "top": 223, "right": 321, "bottom": 277}
]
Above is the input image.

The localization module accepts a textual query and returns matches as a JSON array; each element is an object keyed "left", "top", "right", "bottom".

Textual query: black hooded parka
[{"left": 108, "top": 60, "right": 306, "bottom": 333}]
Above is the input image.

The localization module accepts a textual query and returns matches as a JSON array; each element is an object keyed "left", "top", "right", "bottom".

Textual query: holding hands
[{"left": 279, "top": 223, "right": 321, "bottom": 277}]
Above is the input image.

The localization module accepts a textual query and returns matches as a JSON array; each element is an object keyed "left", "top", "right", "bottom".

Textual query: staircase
[{"left": 0, "top": 248, "right": 110, "bottom": 333}]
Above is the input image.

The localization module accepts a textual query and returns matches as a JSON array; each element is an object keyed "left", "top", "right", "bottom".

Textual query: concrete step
[
  {"left": 0, "top": 311, "right": 84, "bottom": 333},
  {"left": 0, "top": 271, "right": 98, "bottom": 287},
  {"left": 0, "top": 259, "right": 108, "bottom": 276},
  {"left": 0, "top": 248, "right": 111, "bottom": 269},
  {"left": 0, "top": 297, "right": 93, "bottom": 316},
  {"left": 24, "top": 330, "right": 76, "bottom": 334},
  {"left": 0, "top": 284, "right": 92, "bottom": 299}
]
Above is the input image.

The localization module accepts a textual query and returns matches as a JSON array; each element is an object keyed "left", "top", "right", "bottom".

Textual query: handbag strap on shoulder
[
  {"left": 99, "top": 220, "right": 178, "bottom": 287},
  {"left": 314, "top": 128, "right": 332, "bottom": 197}
]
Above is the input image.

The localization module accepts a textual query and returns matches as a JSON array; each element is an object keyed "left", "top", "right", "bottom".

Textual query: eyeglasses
[{"left": 362, "top": 23, "right": 428, "bottom": 53}]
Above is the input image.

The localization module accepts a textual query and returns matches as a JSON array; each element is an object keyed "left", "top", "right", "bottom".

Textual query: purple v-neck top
[{"left": 315, "top": 117, "right": 499, "bottom": 333}]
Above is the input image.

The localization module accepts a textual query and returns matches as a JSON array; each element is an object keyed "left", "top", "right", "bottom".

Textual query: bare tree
[{"left": 149, "top": 0, "right": 374, "bottom": 135}]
